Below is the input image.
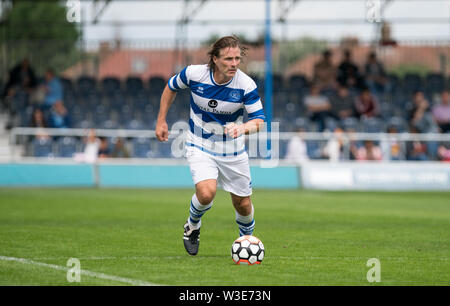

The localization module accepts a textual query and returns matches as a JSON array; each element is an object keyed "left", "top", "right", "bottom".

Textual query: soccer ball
[{"left": 231, "top": 235, "right": 265, "bottom": 265}]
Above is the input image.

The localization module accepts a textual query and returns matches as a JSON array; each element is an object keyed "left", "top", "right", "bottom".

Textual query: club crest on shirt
[
  {"left": 208, "top": 99, "right": 218, "bottom": 108},
  {"left": 229, "top": 90, "right": 241, "bottom": 101}
]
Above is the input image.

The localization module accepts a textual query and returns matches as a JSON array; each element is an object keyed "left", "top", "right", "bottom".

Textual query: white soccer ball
[{"left": 231, "top": 235, "right": 265, "bottom": 265}]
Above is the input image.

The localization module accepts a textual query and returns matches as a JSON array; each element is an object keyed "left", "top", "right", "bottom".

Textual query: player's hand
[
  {"left": 155, "top": 120, "right": 169, "bottom": 142},
  {"left": 225, "top": 123, "right": 245, "bottom": 139}
]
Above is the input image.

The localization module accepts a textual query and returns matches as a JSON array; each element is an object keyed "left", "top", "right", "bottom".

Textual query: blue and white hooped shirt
[{"left": 167, "top": 64, "right": 265, "bottom": 157}]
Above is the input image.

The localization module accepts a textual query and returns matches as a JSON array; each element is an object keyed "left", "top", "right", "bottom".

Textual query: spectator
[
  {"left": 408, "top": 90, "right": 436, "bottom": 133},
  {"left": 431, "top": 90, "right": 450, "bottom": 133},
  {"left": 98, "top": 137, "right": 110, "bottom": 159},
  {"left": 381, "top": 125, "right": 404, "bottom": 161},
  {"left": 313, "top": 50, "right": 337, "bottom": 91},
  {"left": 304, "top": 84, "right": 332, "bottom": 132},
  {"left": 74, "top": 129, "right": 100, "bottom": 163},
  {"left": 406, "top": 126, "right": 428, "bottom": 161},
  {"left": 49, "top": 101, "right": 70, "bottom": 128},
  {"left": 437, "top": 145, "right": 450, "bottom": 162},
  {"left": 354, "top": 88, "right": 380, "bottom": 118},
  {"left": 2, "top": 58, "right": 37, "bottom": 102},
  {"left": 111, "top": 138, "right": 130, "bottom": 158},
  {"left": 285, "top": 127, "right": 309, "bottom": 164},
  {"left": 29, "top": 107, "right": 50, "bottom": 140},
  {"left": 322, "top": 127, "right": 347, "bottom": 162},
  {"left": 352, "top": 140, "right": 383, "bottom": 161},
  {"left": 329, "top": 85, "right": 355, "bottom": 120},
  {"left": 41, "top": 68, "right": 63, "bottom": 109},
  {"left": 364, "top": 52, "right": 387, "bottom": 95},
  {"left": 337, "top": 49, "right": 363, "bottom": 90}
]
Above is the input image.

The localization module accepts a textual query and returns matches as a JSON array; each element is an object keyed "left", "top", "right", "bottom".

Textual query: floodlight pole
[{"left": 264, "top": 0, "right": 273, "bottom": 157}]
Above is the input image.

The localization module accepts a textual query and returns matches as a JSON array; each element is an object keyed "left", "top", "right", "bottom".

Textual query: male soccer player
[{"left": 155, "top": 36, "right": 265, "bottom": 256}]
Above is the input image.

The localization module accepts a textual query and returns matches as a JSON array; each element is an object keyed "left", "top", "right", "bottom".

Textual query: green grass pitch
[{"left": 0, "top": 188, "right": 449, "bottom": 286}]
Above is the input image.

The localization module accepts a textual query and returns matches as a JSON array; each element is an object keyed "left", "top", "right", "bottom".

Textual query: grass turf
[{"left": 0, "top": 188, "right": 449, "bottom": 286}]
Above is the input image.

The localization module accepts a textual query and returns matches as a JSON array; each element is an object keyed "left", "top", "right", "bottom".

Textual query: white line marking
[{"left": 0, "top": 255, "right": 163, "bottom": 286}]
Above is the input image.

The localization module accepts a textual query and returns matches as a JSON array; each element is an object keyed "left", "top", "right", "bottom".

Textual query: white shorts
[{"left": 186, "top": 146, "right": 252, "bottom": 197}]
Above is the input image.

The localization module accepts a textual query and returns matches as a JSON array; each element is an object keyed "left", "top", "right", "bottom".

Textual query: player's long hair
[{"left": 207, "top": 35, "right": 248, "bottom": 72}]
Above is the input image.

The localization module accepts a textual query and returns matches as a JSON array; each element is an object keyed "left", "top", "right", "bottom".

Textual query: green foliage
[
  {"left": 0, "top": 0, "right": 81, "bottom": 75},
  {"left": 277, "top": 37, "right": 328, "bottom": 72},
  {"left": 388, "top": 64, "right": 431, "bottom": 78}
]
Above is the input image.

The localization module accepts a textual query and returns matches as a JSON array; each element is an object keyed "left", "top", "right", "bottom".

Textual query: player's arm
[
  {"left": 155, "top": 85, "right": 177, "bottom": 142},
  {"left": 225, "top": 118, "right": 264, "bottom": 139}
]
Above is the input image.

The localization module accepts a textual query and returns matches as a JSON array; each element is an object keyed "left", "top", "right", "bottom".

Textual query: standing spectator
[
  {"left": 313, "top": 50, "right": 337, "bottom": 91},
  {"left": 2, "top": 58, "right": 37, "bottom": 102},
  {"left": 408, "top": 90, "right": 436, "bottom": 133},
  {"left": 74, "top": 129, "right": 100, "bottom": 163},
  {"left": 322, "top": 127, "right": 347, "bottom": 162},
  {"left": 304, "top": 84, "right": 332, "bottom": 132},
  {"left": 285, "top": 127, "right": 309, "bottom": 164},
  {"left": 431, "top": 90, "right": 450, "bottom": 133},
  {"left": 364, "top": 52, "right": 387, "bottom": 95},
  {"left": 329, "top": 85, "right": 355, "bottom": 120},
  {"left": 29, "top": 107, "right": 50, "bottom": 140},
  {"left": 49, "top": 101, "right": 70, "bottom": 128},
  {"left": 354, "top": 88, "right": 380, "bottom": 118},
  {"left": 337, "top": 49, "right": 363, "bottom": 90},
  {"left": 41, "top": 68, "right": 63, "bottom": 109}
]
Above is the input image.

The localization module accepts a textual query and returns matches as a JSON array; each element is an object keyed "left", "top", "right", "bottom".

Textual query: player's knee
[{"left": 196, "top": 188, "right": 216, "bottom": 205}]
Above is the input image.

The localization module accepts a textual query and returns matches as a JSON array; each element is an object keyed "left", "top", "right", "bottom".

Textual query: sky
[{"left": 79, "top": 0, "right": 450, "bottom": 43}]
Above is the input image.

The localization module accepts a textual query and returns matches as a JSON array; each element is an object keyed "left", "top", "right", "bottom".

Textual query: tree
[{"left": 0, "top": 0, "right": 81, "bottom": 76}]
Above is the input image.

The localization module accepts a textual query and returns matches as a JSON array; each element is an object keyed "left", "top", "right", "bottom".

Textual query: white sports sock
[
  {"left": 235, "top": 205, "right": 255, "bottom": 236},
  {"left": 188, "top": 193, "right": 213, "bottom": 229}
]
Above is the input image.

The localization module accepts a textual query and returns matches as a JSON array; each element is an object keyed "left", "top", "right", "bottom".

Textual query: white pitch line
[{"left": 0, "top": 255, "right": 162, "bottom": 286}]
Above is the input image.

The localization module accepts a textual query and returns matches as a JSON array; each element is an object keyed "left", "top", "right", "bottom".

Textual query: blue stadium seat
[
  {"left": 32, "top": 138, "right": 53, "bottom": 158},
  {"left": 132, "top": 137, "right": 151, "bottom": 158},
  {"left": 402, "top": 73, "right": 423, "bottom": 95},
  {"left": 148, "top": 76, "right": 166, "bottom": 94},
  {"left": 288, "top": 74, "right": 308, "bottom": 91},
  {"left": 57, "top": 137, "right": 78, "bottom": 158},
  {"left": 77, "top": 76, "right": 96, "bottom": 94},
  {"left": 425, "top": 73, "right": 445, "bottom": 95},
  {"left": 101, "top": 77, "right": 121, "bottom": 93},
  {"left": 342, "top": 117, "right": 360, "bottom": 132},
  {"left": 361, "top": 117, "right": 384, "bottom": 133},
  {"left": 387, "top": 116, "right": 408, "bottom": 133},
  {"left": 126, "top": 77, "right": 144, "bottom": 93}
]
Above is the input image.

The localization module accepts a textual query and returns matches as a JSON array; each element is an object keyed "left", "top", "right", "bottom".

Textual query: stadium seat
[
  {"left": 402, "top": 73, "right": 423, "bottom": 95},
  {"left": 425, "top": 73, "right": 445, "bottom": 95},
  {"left": 125, "top": 77, "right": 144, "bottom": 93},
  {"left": 60, "top": 78, "right": 73, "bottom": 93},
  {"left": 57, "top": 137, "right": 78, "bottom": 158},
  {"left": 288, "top": 74, "right": 308, "bottom": 91},
  {"left": 77, "top": 76, "right": 96, "bottom": 94},
  {"left": 361, "top": 117, "right": 384, "bottom": 133},
  {"left": 341, "top": 117, "right": 360, "bottom": 132},
  {"left": 387, "top": 116, "right": 408, "bottom": 133},
  {"left": 101, "top": 77, "right": 121, "bottom": 93},
  {"left": 132, "top": 137, "right": 151, "bottom": 158},
  {"left": 32, "top": 138, "right": 53, "bottom": 158},
  {"left": 148, "top": 76, "right": 166, "bottom": 94}
]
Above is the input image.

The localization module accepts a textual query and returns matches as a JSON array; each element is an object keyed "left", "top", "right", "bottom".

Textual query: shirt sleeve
[
  {"left": 167, "top": 66, "right": 190, "bottom": 92},
  {"left": 243, "top": 79, "right": 266, "bottom": 121}
]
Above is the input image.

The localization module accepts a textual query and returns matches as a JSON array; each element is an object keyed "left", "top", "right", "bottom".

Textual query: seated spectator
[
  {"left": 304, "top": 84, "right": 332, "bottom": 132},
  {"left": 364, "top": 52, "right": 387, "bottom": 95},
  {"left": 49, "top": 101, "right": 70, "bottom": 128},
  {"left": 330, "top": 85, "right": 355, "bottom": 120},
  {"left": 354, "top": 88, "right": 380, "bottom": 118},
  {"left": 408, "top": 90, "right": 436, "bottom": 133},
  {"left": 406, "top": 126, "right": 428, "bottom": 161},
  {"left": 313, "top": 50, "right": 337, "bottom": 91},
  {"left": 98, "top": 137, "right": 110, "bottom": 159},
  {"left": 285, "top": 127, "right": 309, "bottom": 164},
  {"left": 431, "top": 90, "right": 450, "bottom": 133},
  {"left": 30, "top": 107, "right": 50, "bottom": 140},
  {"left": 41, "top": 68, "right": 63, "bottom": 109},
  {"left": 111, "top": 138, "right": 130, "bottom": 158},
  {"left": 437, "top": 145, "right": 450, "bottom": 162},
  {"left": 337, "top": 49, "right": 364, "bottom": 90},
  {"left": 352, "top": 140, "right": 383, "bottom": 161},
  {"left": 2, "top": 58, "right": 37, "bottom": 102}
]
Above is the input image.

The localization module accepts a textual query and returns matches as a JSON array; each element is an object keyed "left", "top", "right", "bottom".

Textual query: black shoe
[{"left": 183, "top": 222, "right": 200, "bottom": 256}]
